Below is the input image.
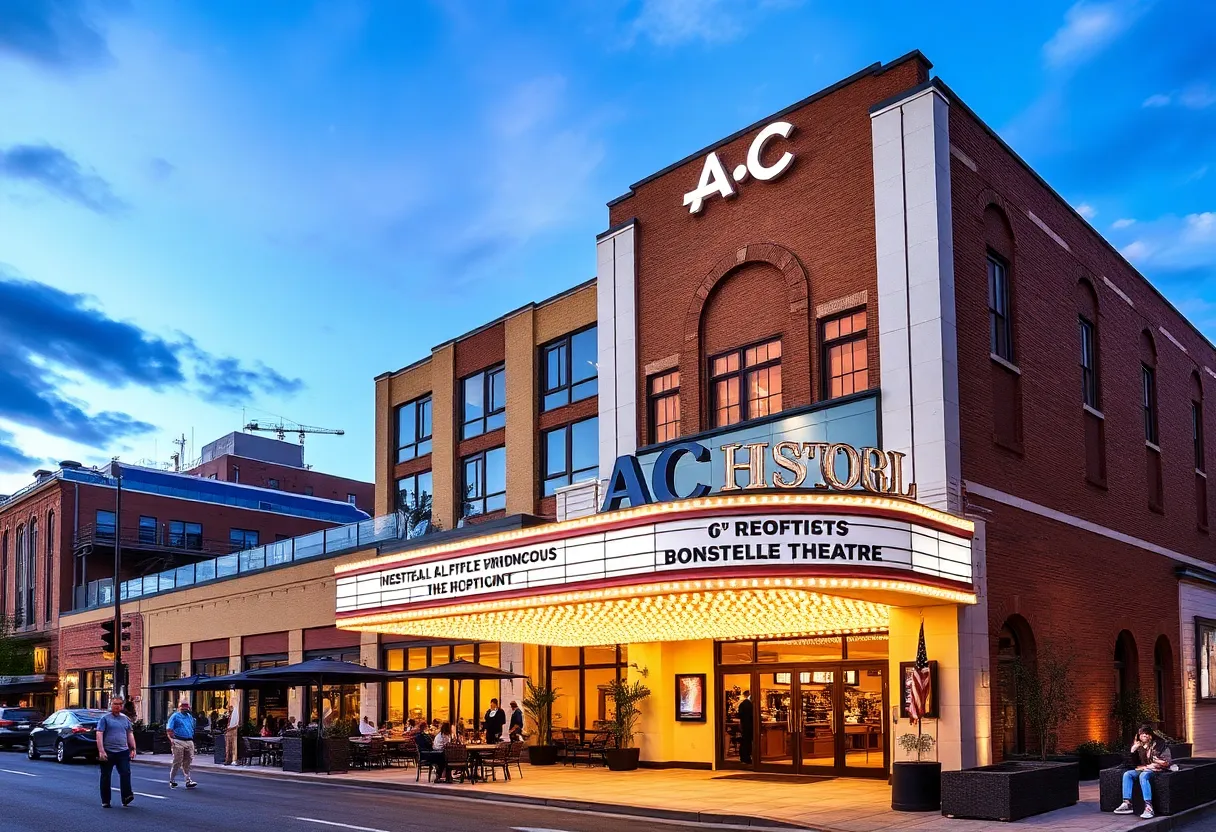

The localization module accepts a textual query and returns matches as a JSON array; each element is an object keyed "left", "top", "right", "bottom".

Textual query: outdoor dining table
[{"left": 463, "top": 743, "right": 501, "bottom": 783}]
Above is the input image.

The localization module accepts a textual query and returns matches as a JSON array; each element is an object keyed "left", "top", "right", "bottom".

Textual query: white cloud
[
  {"left": 628, "top": 0, "right": 803, "bottom": 47},
  {"left": 1043, "top": 2, "right": 1138, "bottom": 68},
  {"left": 1143, "top": 93, "right": 1172, "bottom": 107},
  {"left": 1075, "top": 202, "right": 1097, "bottom": 219},
  {"left": 1121, "top": 240, "right": 1152, "bottom": 261},
  {"left": 1180, "top": 85, "right": 1216, "bottom": 110},
  {"left": 1112, "top": 212, "right": 1216, "bottom": 271},
  {"left": 1112, "top": 218, "right": 1136, "bottom": 229}
]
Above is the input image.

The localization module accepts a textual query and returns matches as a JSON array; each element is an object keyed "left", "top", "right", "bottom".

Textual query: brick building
[{"left": 338, "top": 50, "right": 1216, "bottom": 775}]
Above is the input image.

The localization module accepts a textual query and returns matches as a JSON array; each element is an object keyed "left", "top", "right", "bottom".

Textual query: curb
[
  {"left": 132, "top": 757, "right": 813, "bottom": 830},
  {"left": 1139, "top": 798, "right": 1216, "bottom": 831}
]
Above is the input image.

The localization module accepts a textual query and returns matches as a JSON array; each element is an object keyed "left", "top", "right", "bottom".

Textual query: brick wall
[
  {"left": 189, "top": 455, "right": 374, "bottom": 514},
  {"left": 59, "top": 612, "right": 145, "bottom": 699}
]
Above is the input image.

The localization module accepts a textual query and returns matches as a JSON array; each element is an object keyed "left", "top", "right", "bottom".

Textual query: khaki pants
[
  {"left": 224, "top": 728, "right": 239, "bottom": 765},
  {"left": 170, "top": 738, "right": 195, "bottom": 783}
]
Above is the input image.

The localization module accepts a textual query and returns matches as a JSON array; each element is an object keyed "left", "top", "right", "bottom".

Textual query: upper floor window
[
  {"left": 347, "top": 493, "right": 357, "bottom": 505},
  {"left": 988, "top": 254, "right": 1014, "bottom": 362},
  {"left": 396, "top": 395, "right": 433, "bottom": 463},
  {"left": 821, "top": 310, "right": 869, "bottom": 399},
  {"left": 95, "top": 510, "right": 116, "bottom": 541},
  {"left": 710, "top": 338, "right": 782, "bottom": 428},
  {"left": 304, "top": 486, "right": 314, "bottom": 496},
  {"left": 169, "top": 520, "right": 203, "bottom": 551},
  {"left": 1143, "top": 364, "right": 1159, "bottom": 445},
  {"left": 1080, "top": 316, "right": 1098, "bottom": 408},
  {"left": 396, "top": 470, "right": 433, "bottom": 514},
  {"left": 462, "top": 447, "right": 506, "bottom": 517},
  {"left": 462, "top": 365, "right": 506, "bottom": 439},
  {"left": 138, "top": 516, "right": 157, "bottom": 545},
  {"left": 229, "top": 528, "right": 259, "bottom": 552},
  {"left": 542, "top": 327, "right": 598, "bottom": 411},
  {"left": 648, "top": 371, "right": 681, "bottom": 444},
  {"left": 267, "top": 478, "right": 280, "bottom": 489},
  {"left": 1195, "top": 400, "right": 1206, "bottom": 472},
  {"left": 542, "top": 417, "right": 599, "bottom": 496}
]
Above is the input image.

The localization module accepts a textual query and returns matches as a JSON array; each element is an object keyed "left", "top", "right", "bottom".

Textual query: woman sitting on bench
[{"left": 1114, "top": 724, "right": 1173, "bottom": 819}]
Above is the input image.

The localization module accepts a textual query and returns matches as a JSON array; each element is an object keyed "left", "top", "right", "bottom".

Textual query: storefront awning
[{"left": 0, "top": 674, "right": 58, "bottom": 695}]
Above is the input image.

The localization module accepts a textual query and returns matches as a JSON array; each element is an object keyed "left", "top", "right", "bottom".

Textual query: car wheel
[
  {"left": 55, "top": 740, "right": 67, "bottom": 763},
  {"left": 27, "top": 740, "right": 39, "bottom": 760}
]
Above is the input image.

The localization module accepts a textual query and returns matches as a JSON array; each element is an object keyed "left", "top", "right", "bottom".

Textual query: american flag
[{"left": 907, "top": 622, "right": 932, "bottom": 723}]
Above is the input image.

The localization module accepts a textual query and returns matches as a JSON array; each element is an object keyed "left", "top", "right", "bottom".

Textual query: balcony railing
[
  {"left": 74, "top": 523, "right": 244, "bottom": 558},
  {"left": 72, "top": 513, "right": 406, "bottom": 611}
]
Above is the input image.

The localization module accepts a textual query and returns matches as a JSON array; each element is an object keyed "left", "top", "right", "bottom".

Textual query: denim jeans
[
  {"left": 1122, "top": 768, "right": 1154, "bottom": 802},
  {"left": 99, "top": 752, "right": 133, "bottom": 806}
]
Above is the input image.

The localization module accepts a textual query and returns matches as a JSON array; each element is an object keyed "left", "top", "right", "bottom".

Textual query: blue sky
[{"left": 1, "top": 0, "right": 1213, "bottom": 496}]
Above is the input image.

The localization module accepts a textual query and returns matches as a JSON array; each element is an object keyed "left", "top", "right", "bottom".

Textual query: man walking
[
  {"left": 95, "top": 695, "right": 136, "bottom": 808},
  {"left": 166, "top": 700, "right": 198, "bottom": 789}
]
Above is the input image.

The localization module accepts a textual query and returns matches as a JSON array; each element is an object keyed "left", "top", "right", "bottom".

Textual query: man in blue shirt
[
  {"left": 165, "top": 700, "right": 198, "bottom": 789},
  {"left": 95, "top": 696, "right": 136, "bottom": 808}
]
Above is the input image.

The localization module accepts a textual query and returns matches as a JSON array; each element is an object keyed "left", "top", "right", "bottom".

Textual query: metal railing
[{"left": 72, "top": 513, "right": 406, "bottom": 611}]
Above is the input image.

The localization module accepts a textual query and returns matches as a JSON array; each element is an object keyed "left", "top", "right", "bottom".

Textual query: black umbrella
[
  {"left": 404, "top": 659, "right": 526, "bottom": 732},
  {"left": 145, "top": 673, "right": 214, "bottom": 691}
]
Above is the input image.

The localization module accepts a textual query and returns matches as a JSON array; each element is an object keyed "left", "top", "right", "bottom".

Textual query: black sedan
[
  {"left": 27, "top": 709, "right": 107, "bottom": 763},
  {"left": 0, "top": 707, "right": 44, "bottom": 750}
]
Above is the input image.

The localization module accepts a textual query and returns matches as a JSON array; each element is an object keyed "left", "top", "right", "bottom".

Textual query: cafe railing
[{"left": 73, "top": 513, "right": 406, "bottom": 611}]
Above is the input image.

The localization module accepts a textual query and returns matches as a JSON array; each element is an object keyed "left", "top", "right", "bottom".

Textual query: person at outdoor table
[
  {"left": 359, "top": 716, "right": 378, "bottom": 736},
  {"left": 483, "top": 698, "right": 506, "bottom": 743},
  {"left": 166, "top": 700, "right": 198, "bottom": 789},
  {"left": 508, "top": 701, "right": 524, "bottom": 741},
  {"left": 260, "top": 717, "right": 274, "bottom": 738},
  {"left": 280, "top": 716, "right": 298, "bottom": 735},
  {"left": 1114, "top": 724, "right": 1173, "bottom": 819},
  {"left": 209, "top": 709, "right": 220, "bottom": 728},
  {"left": 428, "top": 722, "right": 455, "bottom": 783}
]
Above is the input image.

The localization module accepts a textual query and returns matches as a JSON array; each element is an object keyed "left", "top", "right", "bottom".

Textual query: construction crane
[{"left": 244, "top": 419, "right": 345, "bottom": 447}]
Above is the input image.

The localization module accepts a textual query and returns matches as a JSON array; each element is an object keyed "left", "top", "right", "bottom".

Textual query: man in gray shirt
[{"left": 95, "top": 695, "right": 136, "bottom": 808}]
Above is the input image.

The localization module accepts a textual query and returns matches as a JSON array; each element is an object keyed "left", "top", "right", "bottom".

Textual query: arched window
[
  {"left": 1115, "top": 630, "right": 1139, "bottom": 697},
  {"left": 1077, "top": 279, "right": 1105, "bottom": 486},
  {"left": 1, "top": 529, "right": 8, "bottom": 616},
  {"left": 1142, "top": 332, "right": 1163, "bottom": 511},
  {"left": 14, "top": 525, "right": 25, "bottom": 627},
  {"left": 44, "top": 510, "right": 55, "bottom": 623},
  {"left": 998, "top": 615, "right": 1035, "bottom": 757},
  {"left": 1154, "top": 635, "right": 1175, "bottom": 735},
  {"left": 26, "top": 519, "right": 37, "bottom": 628}
]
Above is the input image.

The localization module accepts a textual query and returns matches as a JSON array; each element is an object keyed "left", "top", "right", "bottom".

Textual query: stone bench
[{"left": 1099, "top": 759, "right": 1216, "bottom": 816}]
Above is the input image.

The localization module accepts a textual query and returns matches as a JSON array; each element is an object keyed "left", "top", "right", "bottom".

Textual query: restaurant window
[
  {"left": 988, "top": 253, "right": 1014, "bottom": 362},
  {"left": 382, "top": 642, "right": 500, "bottom": 730},
  {"left": 396, "top": 395, "right": 433, "bottom": 463},
  {"left": 542, "top": 417, "right": 598, "bottom": 496},
  {"left": 547, "top": 645, "right": 627, "bottom": 742},
  {"left": 462, "top": 364, "right": 506, "bottom": 439},
  {"left": 710, "top": 338, "right": 782, "bottom": 428},
  {"left": 1080, "top": 316, "right": 1098, "bottom": 408},
  {"left": 541, "top": 326, "right": 598, "bottom": 411},
  {"left": 191, "top": 660, "right": 229, "bottom": 720},
  {"left": 138, "top": 515, "right": 157, "bottom": 545},
  {"left": 821, "top": 309, "right": 869, "bottom": 399},
  {"left": 244, "top": 655, "right": 289, "bottom": 730},
  {"left": 462, "top": 447, "right": 506, "bottom": 517},
  {"left": 648, "top": 370, "right": 681, "bottom": 444},
  {"left": 169, "top": 521, "right": 203, "bottom": 551},
  {"left": 82, "top": 669, "right": 114, "bottom": 710},
  {"left": 96, "top": 510, "right": 116, "bottom": 541},
  {"left": 304, "top": 649, "right": 361, "bottom": 727},
  {"left": 1143, "top": 365, "right": 1159, "bottom": 446},
  {"left": 150, "top": 663, "right": 180, "bottom": 724},
  {"left": 229, "top": 528, "right": 259, "bottom": 552},
  {"left": 396, "top": 470, "right": 433, "bottom": 515}
]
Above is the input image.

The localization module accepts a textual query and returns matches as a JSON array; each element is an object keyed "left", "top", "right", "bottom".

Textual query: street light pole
[{"left": 112, "top": 459, "right": 123, "bottom": 698}]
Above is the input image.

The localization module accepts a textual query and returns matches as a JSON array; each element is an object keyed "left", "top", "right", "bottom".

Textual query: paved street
[{"left": 0, "top": 749, "right": 784, "bottom": 832}]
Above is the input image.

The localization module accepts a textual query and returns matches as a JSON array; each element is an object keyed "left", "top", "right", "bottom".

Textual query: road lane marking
[
  {"left": 512, "top": 828, "right": 578, "bottom": 832},
  {"left": 0, "top": 769, "right": 36, "bottom": 777},
  {"left": 134, "top": 791, "right": 168, "bottom": 800},
  {"left": 295, "top": 819, "right": 390, "bottom": 832}
]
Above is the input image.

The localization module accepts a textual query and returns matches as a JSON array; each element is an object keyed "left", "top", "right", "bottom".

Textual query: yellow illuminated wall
[{"left": 630, "top": 640, "right": 716, "bottom": 766}]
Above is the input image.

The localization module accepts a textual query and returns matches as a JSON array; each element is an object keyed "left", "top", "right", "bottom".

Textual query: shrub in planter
[
  {"left": 317, "top": 719, "right": 355, "bottom": 774},
  {"left": 892, "top": 733, "right": 940, "bottom": 812},
  {"left": 1073, "top": 740, "right": 1123, "bottom": 780},
  {"left": 523, "top": 681, "right": 560, "bottom": 766},
  {"left": 604, "top": 678, "right": 651, "bottom": 772},
  {"left": 1005, "top": 640, "right": 1077, "bottom": 760}
]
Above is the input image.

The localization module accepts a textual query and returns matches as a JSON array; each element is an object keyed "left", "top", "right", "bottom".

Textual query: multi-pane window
[
  {"left": 648, "top": 371, "right": 681, "bottom": 444},
  {"left": 169, "top": 521, "right": 203, "bottom": 551},
  {"left": 396, "top": 470, "right": 433, "bottom": 514},
  {"left": 347, "top": 493, "right": 357, "bottom": 505},
  {"left": 1080, "top": 316, "right": 1098, "bottom": 408},
  {"left": 542, "top": 327, "right": 598, "bottom": 411},
  {"left": 462, "top": 365, "right": 506, "bottom": 439},
  {"left": 228, "top": 528, "right": 259, "bottom": 552},
  {"left": 462, "top": 447, "right": 506, "bottom": 517},
  {"left": 1195, "top": 401, "right": 1206, "bottom": 472},
  {"left": 95, "top": 510, "right": 116, "bottom": 541},
  {"left": 396, "top": 395, "right": 433, "bottom": 463},
  {"left": 822, "top": 310, "right": 869, "bottom": 399},
  {"left": 988, "top": 254, "right": 1014, "bottom": 361},
  {"left": 1143, "top": 364, "right": 1159, "bottom": 445},
  {"left": 710, "top": 339, "right": 783, "bottom": 428},
  {"left": 138, "top": 516, "right": 157, "bottom": 545},
  {"left": 543, "top": 417, "right": 599, "bottom": 496}
]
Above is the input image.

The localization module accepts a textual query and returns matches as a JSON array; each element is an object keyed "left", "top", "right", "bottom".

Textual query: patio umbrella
[
  {"left": 145, "top": 673, "right": 214, "bottom": 691},
  {"left": 403, "top": 659, "right": 526, "bottom": 734}
]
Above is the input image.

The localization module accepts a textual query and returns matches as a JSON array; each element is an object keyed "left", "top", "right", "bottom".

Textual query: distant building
[{"left": 187, "top": 432, "right": 374, "bottom": 514}]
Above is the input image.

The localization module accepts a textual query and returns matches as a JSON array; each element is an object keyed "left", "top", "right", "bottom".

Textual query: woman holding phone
[{"left": 1113, "top": 724, "right": 1173, "bottom": 819}]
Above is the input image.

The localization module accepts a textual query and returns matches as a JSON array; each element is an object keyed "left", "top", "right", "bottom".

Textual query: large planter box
[
  {"left": 1078, "top": 752, "right": 1124, "bottom": 781},
  {"left": 281, "top": 736, "right": 317, "bottom": 773},
  {"left": 891, "top": 761, "right": 941, "bottom": 812},
  {"left": 319, "top": 738, "right": 350, "bottom": 774},
  {"left": 1169, "top": 742, "right": 1194, "bottom": 760},
  {"left": 941, "top": 761, "right": 1079, "bottom": 821},
  {"left": 134, "top": 731, "right": 170, "bottom": 755}
]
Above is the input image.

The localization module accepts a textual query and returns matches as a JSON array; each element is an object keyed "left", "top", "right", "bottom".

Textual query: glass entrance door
[{"left": 798, "top": 670, "right": 836, "bottom": 771}]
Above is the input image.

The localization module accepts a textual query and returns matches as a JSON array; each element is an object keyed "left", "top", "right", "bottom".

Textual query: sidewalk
[{"left": 136, "top": 754, "right": 1214, "bottom": 832}]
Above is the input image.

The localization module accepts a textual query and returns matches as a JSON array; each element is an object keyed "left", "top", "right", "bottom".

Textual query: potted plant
[
  {"left": 1073, "top": 740, "right": 1123, "bottom": 780},
  {"left": 892, "top": 733, "right": 940, "bottom": 811},
  {"left": 605, "top": 679, "right": 651, "bottom": 771},
  {"left": 522, "top": 681, "right": 561, "bottom": 766}
]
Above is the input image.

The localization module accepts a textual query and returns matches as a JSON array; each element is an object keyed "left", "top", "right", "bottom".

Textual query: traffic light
[{"left": 101, "top": 620, "right": 116, "bottom": 655}]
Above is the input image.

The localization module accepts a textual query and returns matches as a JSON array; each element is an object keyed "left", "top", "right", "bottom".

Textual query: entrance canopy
[{"left": 335, "top": 492, "right": 975, "bottom": 647}]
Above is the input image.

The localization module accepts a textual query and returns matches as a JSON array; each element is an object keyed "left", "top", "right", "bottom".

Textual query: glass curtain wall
[
  {"left": 545, "top": 645, "right": 627, "bottom": 742},
  {"left": 382, "top": 642, "right": 500, "bottom": 732},
  {"left": 190, "top": 660, "right": 229, "bottom": 723}
]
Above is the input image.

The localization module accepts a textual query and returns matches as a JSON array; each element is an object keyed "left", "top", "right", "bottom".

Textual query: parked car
[
  {"left": 0, "top": 708, "right": 44, "bottom": 750},
  {"left": 27, "top": 709, "right": 108, "bottom": 763}
]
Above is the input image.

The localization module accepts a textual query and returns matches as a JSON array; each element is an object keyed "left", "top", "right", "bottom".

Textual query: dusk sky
[{"left": 1, "top": 0, "right": 1212, "bottom": 497}]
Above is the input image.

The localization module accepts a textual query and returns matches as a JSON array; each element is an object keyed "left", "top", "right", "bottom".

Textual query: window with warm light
[
  {"left": 648, "top": 370, "right": 681, "bottom": 444},
  {"left": 821, "top": 309, "right": 869, "bottom": 399},
  {"left": 710, "top": 338, "right": 782, "bottom": 428}
]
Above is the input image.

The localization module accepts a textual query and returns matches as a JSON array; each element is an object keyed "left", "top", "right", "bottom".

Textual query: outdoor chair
[
  {"left": 415, "top": 746, "right": 438, "bottom": 782},
  {"left": 443, "top": 744, "right": 471, "bottom": 783},
  {"left": 367, "top": 736, "right": 387, "bottom": 769},
  {"left": 350, "top": 741, "right": 370, "bottom": 770},
  {"left": 506, "top": 741, "right": 525, "bottom": 779},
  {"left": 239, "top": 737, "right": 258, "bottom": 767},
  {"left": 573, "top": 732, "right": 610, "bottom": 767},
  {"left": 482, "top": 742, "right": 511, "bottom": 781},
  {"left": 556, "top": 729, "right": 581, "bottom": 765},
  {"left": 389, "top": 739, "right": 415, "bottom": 768}
]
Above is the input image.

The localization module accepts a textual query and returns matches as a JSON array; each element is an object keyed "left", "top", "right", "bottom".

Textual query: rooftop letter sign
[{"left": 683, "top": 121, "right": 795, "bottom": 214}]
